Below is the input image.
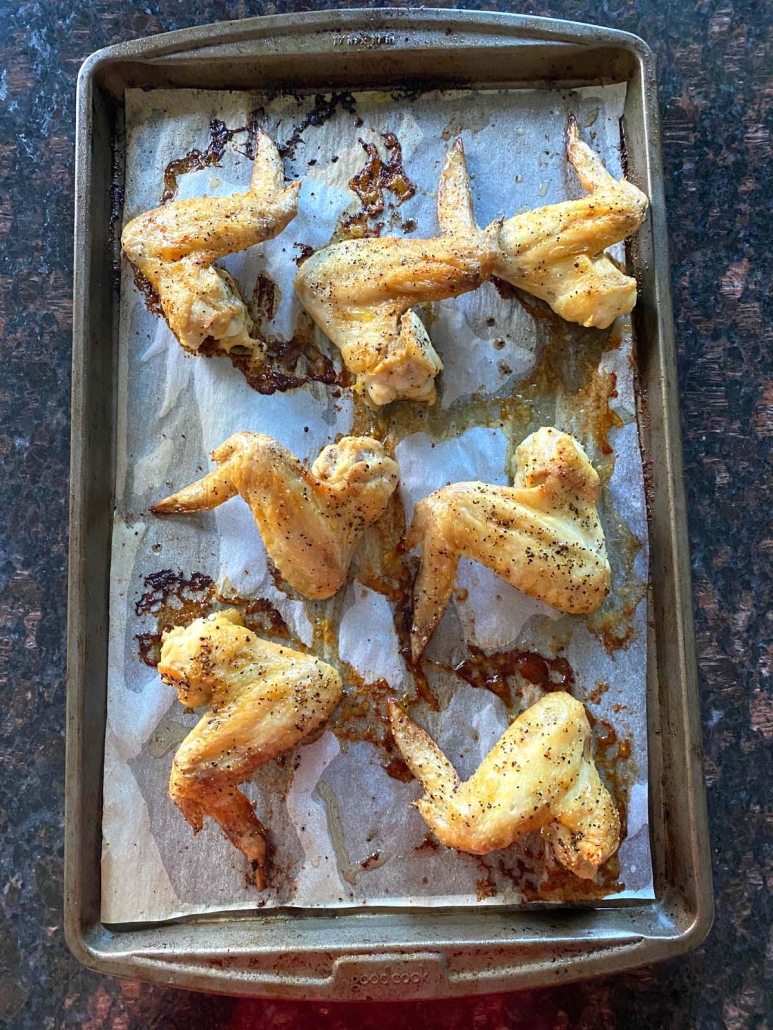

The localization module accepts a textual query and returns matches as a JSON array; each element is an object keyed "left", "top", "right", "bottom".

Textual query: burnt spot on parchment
[
  {"left": 134, "top": 569, "right": 289, "bottom": 668},
  {"left": 160, "top": 114, "right": 262, "bottom": 203}
]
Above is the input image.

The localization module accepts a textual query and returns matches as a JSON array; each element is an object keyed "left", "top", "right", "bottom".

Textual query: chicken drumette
[
  {"left": 122, "top": 130, "right": 300, "bottom": 366},
  {"left": 159, "top": 609, "right": 342, "bottom": 888},
  {"left": 494, "top": 117, "right": 649, "bottom": 329},
  {"left": 407, "top": 427, "right": 610, "bottom": 658},
  {"left": 389, "top": 691, "right": 620, "bottom": 879},
  {"left": 295, "top": 138, "right": 501, "bottom": 406},
  {"left": 152, "top": 432, "right": 399, "bottom": 600}
]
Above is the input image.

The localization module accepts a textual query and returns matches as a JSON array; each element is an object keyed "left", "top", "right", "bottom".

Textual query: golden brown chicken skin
[
  {"left": 152, "top": 432, "right": 399, "bottom": 600},
  {"left": 159, "top": 609, "right": 342, "bottom": 888},
  {"left": 295, "top": 138, "right": 501, "bottom": 406},
  {"left": 407, "top": 427, "right": 610, "bottom": 658},
  {"left": 122, "top": 130, "right": 300, "bottom": 364},
  {"left": 494, "top": 117, "right": 648, "bottom": 329},
  {"left": 389, "top": 691, "right": 620, "bottom": 879}
]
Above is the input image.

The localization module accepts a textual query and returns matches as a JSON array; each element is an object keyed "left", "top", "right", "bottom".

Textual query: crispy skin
[
  {"left": 152, "top": 432, "right": 399, "bottom": 600},
  {"left": 122, "top": 130, "right": 300, "bottom": 362},
  {"left": 295, "top": 138, "right": 500, "bottom": 406},
  {"left": 407, "top": 427, "right": 610, "bottom": 658},
  {"left": 159, "top": 609, "right": 342, "bottom": 888},
  {"left": 389, "top": 692, "right": 620, "bottom": 879},
  {"left": 494, "top": 117, "right": 649, "bottom": 329}
]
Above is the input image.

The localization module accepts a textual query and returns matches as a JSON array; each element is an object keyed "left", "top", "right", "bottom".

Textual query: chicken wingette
[
  {"left": 122, "top": 129, "right": 300, "bottom": 365},
  {"left": 159, "top": 609, "right": 342, "bottom": 888},
  {"left": 152, "top": 432, "right": 399, "bottom": 600},
  {"left": 407, "top": 427, "right": 610, "bottom": 658},
  {"left": 389, "top": 691, "right": 620, "bottom": 879},
  {"left": 494, "top": 116, "right": 648, "bottom": 329},
  {"left": 295, "top": 137, "right": 501, "bottom": 406}
]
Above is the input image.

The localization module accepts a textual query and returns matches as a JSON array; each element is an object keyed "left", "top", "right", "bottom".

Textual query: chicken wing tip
[{"left": 149, "top": 499, "right": 174, "bottom": 514}]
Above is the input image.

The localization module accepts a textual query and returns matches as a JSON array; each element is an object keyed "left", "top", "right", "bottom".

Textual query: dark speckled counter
[{"left": 0, "top": 2, "right": 770, "bottom": 1027}]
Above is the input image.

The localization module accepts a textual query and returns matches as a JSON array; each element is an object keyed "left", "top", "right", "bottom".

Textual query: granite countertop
[{"left": 0, "top": 1, "right": 770, "bottom": 1027}]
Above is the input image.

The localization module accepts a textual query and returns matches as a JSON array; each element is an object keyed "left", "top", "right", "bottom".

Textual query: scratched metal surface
[{"left": 0, "top": 1, "right": 770, "bottom": 1027}]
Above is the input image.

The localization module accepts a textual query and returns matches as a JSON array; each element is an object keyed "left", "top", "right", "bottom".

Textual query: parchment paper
[{"left": 102, "top": 84, "right": 653, "bottom": 923}]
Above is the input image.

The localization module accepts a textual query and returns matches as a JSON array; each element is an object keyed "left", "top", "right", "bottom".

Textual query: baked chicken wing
[
  {"left": 407, "top": 427, "right": 610, "bottom": 658},
  {"left": 152, "top": 432, "right": 399, "bottom": 600},
  {"left": 159, "top": 609, "right": 342, "bottom": 888},
  {"left": 122, "top": 130, "right": 300, "bottom": 364},
  {"left": 389, "top": 691, "right": 620, "bottom": 879},
  {"left": 494, "top": 117, "right": 648, "bottom": 329},
  {"left": 295, "top": 138, "right": 501, "bottom": 406}
]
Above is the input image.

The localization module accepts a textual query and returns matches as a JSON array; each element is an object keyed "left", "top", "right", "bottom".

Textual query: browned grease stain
[
  {"left": 327, "top": 666, "right": 415, "bottom": 784},
  {"left": 575, "top": 369, "right": 624, "bottom": 458},
  {"left": 533, "top": 847, "right": 624, "bottom": 902},
  {"left": 134, "top": 569, "right": 289, "bottom": 667},
  {"left": 585, "top": 679, "right": 610, "bottom": 705},
  {"left": 475, "top": 862, "right": 498, "bottom": 901},
  {"left": 453, "top": 644, "right": 574, "bottom": 708},
  {"left": 349, "top": 133, "right": 416, "bottom": 216},
  {"left": 132, "top": 268, "right": 164, "bottom": 319},
  {"left": 251, "top": 270, "right": 280, "bottom": 324},
  {"left": 587, "top": 709, "right": 633, "bottom": 848},
  {"left": 161, "top": 114, "right": 260, "bottom": 204},
  {"left": 382, "top": 751, "right": 414, "bottom": 784},
  {"left": 245, "top": 274, "right": 347, "bottom": 396},
  {"left": 199, "top": 302, "right": 347, "bottom": 397},
  {"left": 277, "top": 92, "right": 360, "bottom": 160},
  {"left": 332, "top": 132, "right": 417, "bottom": 243},
  {"left": 293, "top": 242, "right": 314, "bottom": 266},
  {"left": 414, "top": 833, "right": 440, "bottom": 853},
  {"left": 334, "top": 210, "right": 383, "bottom": 242}
]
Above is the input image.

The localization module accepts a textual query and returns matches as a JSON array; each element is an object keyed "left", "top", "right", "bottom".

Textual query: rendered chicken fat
[
  {"left": 408, "top": 427, "right": 611, "bottom": 658},
  {"left": 152, "top": 432, "right": 399, "bottom": 600},
  {"left": 389, "top": 691, "right": 621, "bottom": 879},
  {"left": 159, "top": 609, "right": 342, "bottom": 888},
  {"left": 122, "top": 129, "right": 300, "bottom": 363}
]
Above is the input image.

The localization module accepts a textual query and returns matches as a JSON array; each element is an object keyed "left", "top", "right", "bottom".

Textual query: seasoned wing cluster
[
  {"left": 159, "top": 609, "right": 342, "bottom": 888},
  {"left": 389, "top": 692, "right": 621, "bottom": 879},
  {"left": 122, "top": 130, "right": 300, "bottom": 365},
  {"left": 407, "top": 427, "right": 611, "bottom": 658},
  {"left": 295, "top": 138, "right": 501, "bottom": 406},
  {"left": 152, "top": 432, "right": 399, "bottom": 600}
]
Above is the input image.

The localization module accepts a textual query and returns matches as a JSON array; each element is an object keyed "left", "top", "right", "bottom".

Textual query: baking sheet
[{"left": 103, "top": 84, "right": 653, "bottom": 923}]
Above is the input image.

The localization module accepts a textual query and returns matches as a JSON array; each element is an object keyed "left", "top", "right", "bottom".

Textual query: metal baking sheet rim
[{"left": 65, "top": 8, "right": 713, "bottom": 999}]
